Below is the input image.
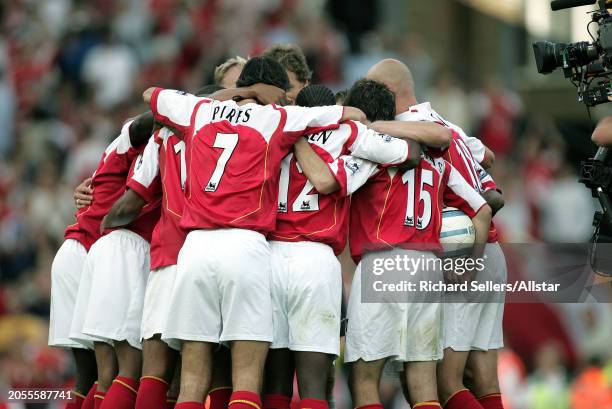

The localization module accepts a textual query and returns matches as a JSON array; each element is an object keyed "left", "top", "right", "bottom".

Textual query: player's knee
[
  {"left": 348, "top": 363, "right": 378, "bottom": 395},
  {"left": 470, "top": 371, "right": 500, "bottom": 396}
]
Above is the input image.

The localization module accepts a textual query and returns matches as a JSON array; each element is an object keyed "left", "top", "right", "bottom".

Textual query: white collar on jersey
[{"left": 395, "top": 102, "right": 434, "bottom": 121}]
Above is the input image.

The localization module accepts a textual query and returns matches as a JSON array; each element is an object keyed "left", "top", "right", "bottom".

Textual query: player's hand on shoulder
[
  {"left": 74, "top": 177, "right": 93, "bottom": 209},
  {"left": 248, "top": 83, "right": 287, "bottom": 105},
  {"left": 342, "top": 106, "right": 367, "bottom": 124}
]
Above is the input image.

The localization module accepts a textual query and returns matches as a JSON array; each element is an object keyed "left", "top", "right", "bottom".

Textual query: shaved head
[{"left": 366, "top": 59, "right": 417, "bottom": 112}]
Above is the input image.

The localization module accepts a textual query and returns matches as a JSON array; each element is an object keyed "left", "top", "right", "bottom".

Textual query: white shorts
[
  {"left": 345, "top": 250, "right": 444, "bottom": 364},
  {"left": 49, "top": 239, "right": 88, "bottom": 349},
  {"left": 141, "top": 264, "right": 179, "bottom": 350},
  {"left": 443, "top": 242, "right": 506, "bottom": 351},
  {"left": 70, "top": 229, "right": 150, "bottom": 349},
  {"left": 162, "top": 229, "right": 273, "bottom": 346},
  {"left": 269, "top": 241, "right": 342, "bottom": 356}
]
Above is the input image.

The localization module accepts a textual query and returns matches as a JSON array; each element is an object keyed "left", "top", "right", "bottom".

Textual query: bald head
[{"left": 366, "top": 59, "right": 417, "bottom": 112}]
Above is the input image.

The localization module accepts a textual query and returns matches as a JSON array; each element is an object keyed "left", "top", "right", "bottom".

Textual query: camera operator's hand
[{"left": 592, "top": 116, "right": 612, "bottom": 147}]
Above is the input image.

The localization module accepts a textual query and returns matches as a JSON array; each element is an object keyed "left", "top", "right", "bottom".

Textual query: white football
[{"left": 440, "top": 207, "right": 476, "bottom": 258}]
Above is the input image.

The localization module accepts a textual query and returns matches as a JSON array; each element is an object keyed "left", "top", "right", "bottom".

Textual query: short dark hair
[
  {"left": 194, "top": 84, "right": 225, "bottom": 96},
  {"left": 263, "top": 44, "right": 312, "bottom": 84},
  {"left": 236, "top": 56, "right": 290, "bottom": 91},
  {"left": 344, "top": 79, "right": 396, "bottom": 122},
  {"left": 334, "top": 89, "right": 348, "bottom": 105},
  {"left": 295, "top": 84, "right": 336, "bottom": 107}
]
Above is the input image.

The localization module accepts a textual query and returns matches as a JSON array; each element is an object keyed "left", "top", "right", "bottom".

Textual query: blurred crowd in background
[{"left": 0, "top": 0, "right": 610, "bottom": 408}]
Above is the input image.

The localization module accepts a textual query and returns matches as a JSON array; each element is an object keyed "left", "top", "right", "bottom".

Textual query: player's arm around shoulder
[
  {"left": 143, "top": 87, "right": 209, "bottom": 134},
  {"left": 369, "top": 120, "right": 452, "bottom": 149},
  {"left": 293, "top": 138, "right": 340, "bottom": 195},
  {"left": 345, "top": 121, "right": 422, "bottom": 170}
]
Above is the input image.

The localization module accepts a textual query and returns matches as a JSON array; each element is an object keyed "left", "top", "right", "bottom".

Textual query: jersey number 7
[{"left": 205, "top": 133, "right": 239, "bottom": 192}]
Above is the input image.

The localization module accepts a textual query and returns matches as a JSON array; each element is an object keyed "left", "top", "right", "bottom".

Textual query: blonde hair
[{"left": 214, "top": 56, "right": 247, "bottom": 86}]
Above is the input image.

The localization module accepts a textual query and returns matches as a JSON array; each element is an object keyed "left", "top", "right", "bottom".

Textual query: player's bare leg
[
  {"left": 295, "top": 351, "right": 334, "bottom": 399},
  {"left": 209, "top": 347, "right": 233, "bottom": 409},
  {"left": 141, "top": 336, "right": 179, "bottom": 382},
  {"left": 325, "top": 362, "right": 336, "bottom": 409},
  {"left": 348, "top": 358, "right": 386, "bottom": 407},
  {"left": 167, "top": 359, "right": 181, "bottom": 407},
  {"left": 264, "top": 348, "right": 295, "bottom": 396},
  {"left": 135, "top": 335, "right": 179, "bottom": 409},
  {"left": 115, "top": 341, "right": 142, "bottom": 379},
  {"left": 436, "top": 348, "right": 483, "bottom": 408},
  {"left": 98, "top": 341, "right": 142, "bottom": 409},
  {"left": 73, "top": 348, "right": 98, "bottom": 396},
  {"left": 94, "top": 342, "right": 118, "bottom": 392},
  {"left": 231, "top": 340, "right": 269, "bottom": 392},
  {"left": 403, "top": 361, "right": 438, "bottom": 405},
  {"left": 177, "top": 341, "right": 214, "bottom": 403},
  {"left": 465, "top": 349, "right": 503, "bottom": 407}
]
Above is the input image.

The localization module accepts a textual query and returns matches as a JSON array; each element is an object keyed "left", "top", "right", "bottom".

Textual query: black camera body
[
  {"left": 533, "top": 0, "right": 612, "bottom": 107},
  {"left": 534, "top": 0, "right": 612, "bottom": 275}
]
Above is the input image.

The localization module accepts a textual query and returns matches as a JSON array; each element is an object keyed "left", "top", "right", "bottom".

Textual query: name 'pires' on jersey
[
  {"left": 269, "top": 120, "right": 409, "bottom": 255},
  {"left": 348, "top": 155, "right": 487, "bottom": 263},
  {"left": 127, "top": 127, "right": 185, "bottom": 270},
  {"left": 65, "top": 120, "right": 144, "bottom": 250},
  {"left": 149, "top": 88, "right": 345, "bottom": 235}
]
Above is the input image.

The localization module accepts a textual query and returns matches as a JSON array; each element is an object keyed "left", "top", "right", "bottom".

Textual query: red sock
[
  {"left": 444, "top": 389, "right": 483, "bottom": 409},
  {"left": 66, "top": 391, "right": 85, "bottom": 409},
  {"left": 299, "top": 398, "right": 328, "bottom": 409},
  {"left": 175, "top": 403, "right": 203, "bottom": 409},
  {"left": 355, "top": 404, "right": 383, "bottom": 409},
  {"left": 478, "top": 393, "right": 504, "bottom": 409},
  {"left": 263, "top": 394, "right": 291, "bottom": 409},
  {"left": 100, "top": 376, "right": 139, "bottom": 409},
  {"left": 93, "top": 391, "right": 106, "bottom": 409},
  {"left": 413, "top": 402, "right": 442, "bottom": 409},
  {"left": 229, "top": 391, "right": 262, "bottom": 409},
  {"left": 82, "top": 383, "right": 97, "bottom": 409},
  {"left": 135, "top": 376, "right": 169, "bottom": 409},
  {"left": 209, "top": 387, "right": 233, "bottom": 409}
]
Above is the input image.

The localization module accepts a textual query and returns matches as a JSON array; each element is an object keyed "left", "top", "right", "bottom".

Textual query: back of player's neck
[{"left": 238, "top": 98, "right": 256, "bottom": 106}]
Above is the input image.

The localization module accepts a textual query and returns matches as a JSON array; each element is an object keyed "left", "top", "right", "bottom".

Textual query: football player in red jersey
[
  {"left": 331, "top": 82, "right": 492, "bottom": 409},
  {"left": 143, "top": 56, "right": 366, "bottom": 409},
  {"left": 101, "top": 83, "right": 286, "bottom": 409},
  {"left": 68, "top": 115, "right": 162, "bottom": 409},
  {"left": 49, "top": 112, "right": 154, "bottom": 409},
  {"left": 366, "top": 59, "right": 507, "bottom": 409},
  {"left": 264, "top": 81, "right": 450, "bottom": 409}
]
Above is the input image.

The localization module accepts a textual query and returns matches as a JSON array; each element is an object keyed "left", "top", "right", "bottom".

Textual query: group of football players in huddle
[{"left": 49, "top": 43, "right": 507, "bottom": 409}]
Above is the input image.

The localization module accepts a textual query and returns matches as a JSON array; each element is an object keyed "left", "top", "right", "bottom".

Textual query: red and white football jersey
[
  {"left": 65, "top": 120, "right": 144, "bottom": 250},
  {"left": 396, "top": 102, "right": 487, "bottom": 163},
  {"left": 115, "top": 152, "right": 162, "bottom": 242},
  {"left": 343, "top": 155, "right": 487, "bottom": 263},
  {"left": 396, "top": 104, "right": 500, "bottom": 242},
  {"left": 270, "top": 120, "right": 410, "bottom": 255},
  {"left": 150, "top": 88, "right": 344, "bottom": 235},
  {"left": 127, "top": 127, "right": 186, "bottom": 270}
]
